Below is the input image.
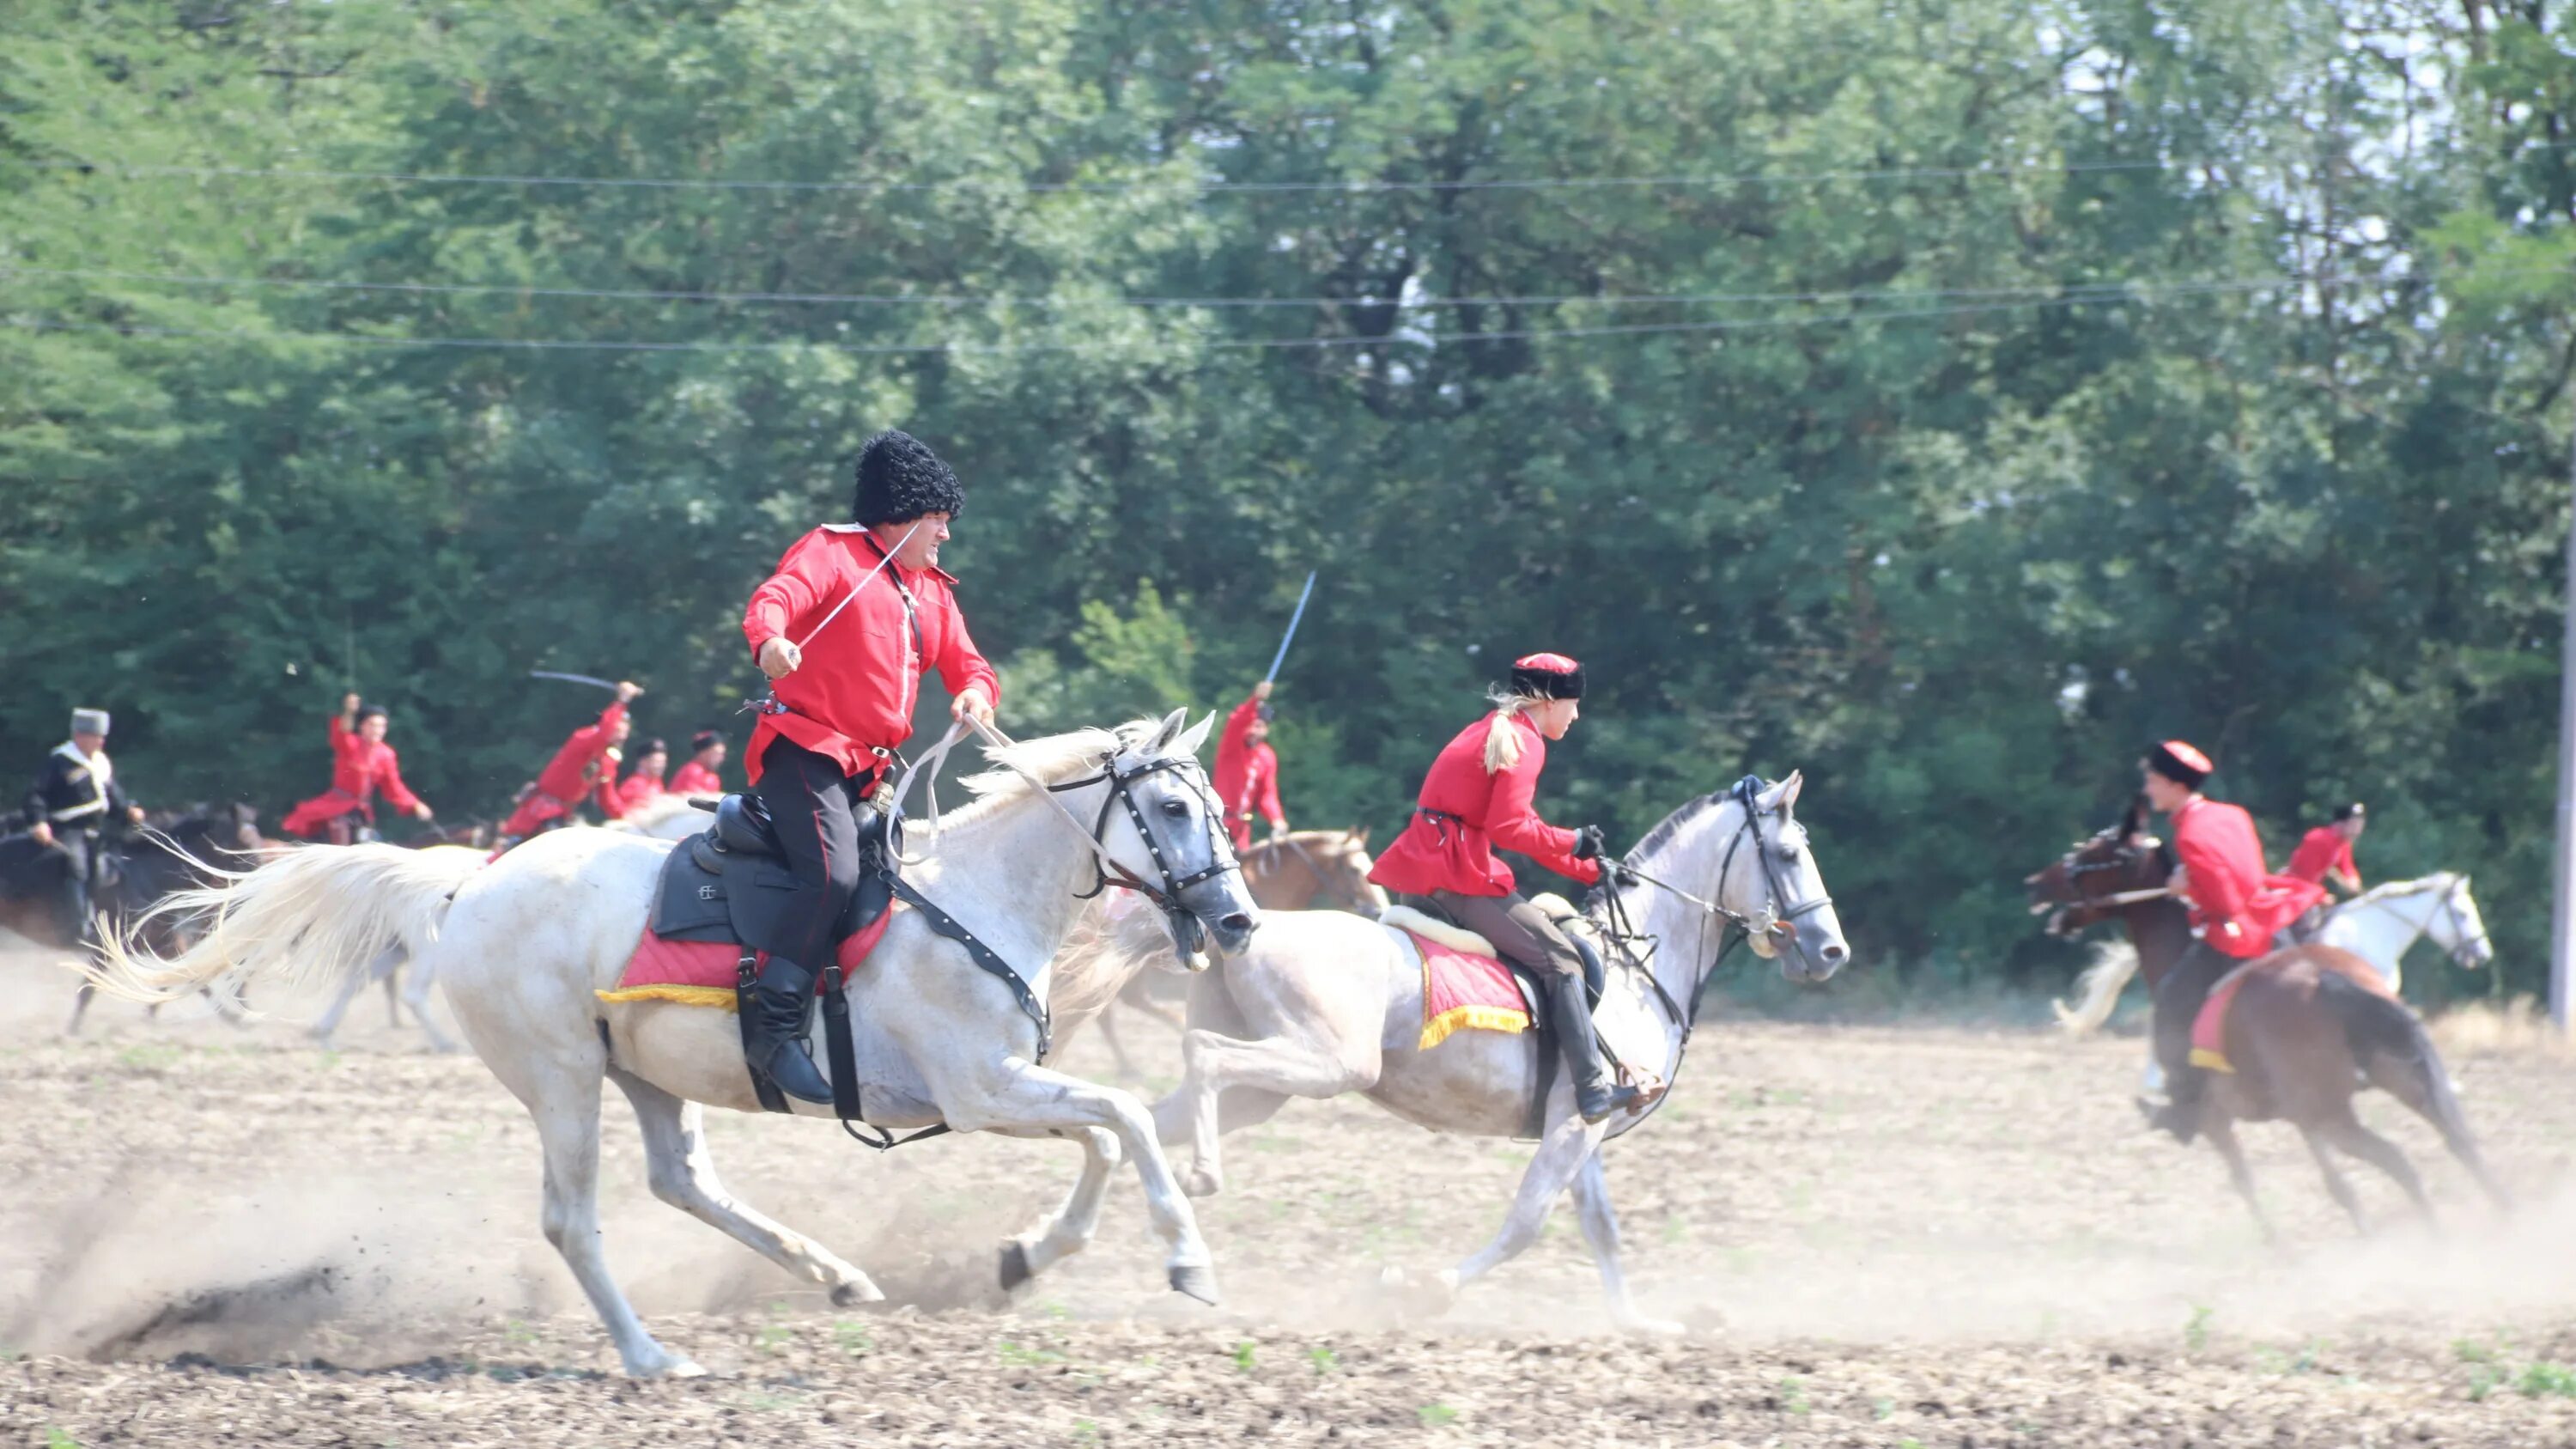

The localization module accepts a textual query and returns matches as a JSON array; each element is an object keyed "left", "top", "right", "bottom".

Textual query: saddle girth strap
[
  {"left": 820, "top": 964, "right": 954, "bottom": 1152},
  {"left": 885, "top": 872, "right": 1053, "bottom": 1062}
]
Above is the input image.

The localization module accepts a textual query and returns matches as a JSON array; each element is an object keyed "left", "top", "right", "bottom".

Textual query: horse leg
[
  {"left": 2201, "top": 1114, "right": 2274, "bottom": 1244},
  {"left": 2318, "top": 1110, "right": 2433, "bottom": 1226},
  {"left": 310, "top": 947, "right": 396, "bottom": 1044},
  {"left": 398, "top": 953, "right": 459, "bottom": 1053},
  {"left": 1164, "top": 1026, "right": 1378, "bottom": 1199},
  {"left": 2295, "top": 1120, "right": 2374, "bottom": 1233},
  {"left": 529, "top": 1065, "right": 696, "bottom": 1378},
  {"left": 384, "top": 968, "right": 404, "bottom": 1027},
  {"left": 920, "top": 1058, "right": 1218, "bottom": 1303},
  {"left": 1097, "top": 1005, "right": 1142, "bottom": 1081},
  {"left": 2368, "top": 1044, "right": 2511, "bottom": 1212},
  {"left": 1569, "top": 1149, "right": 1680, "bottom": 1335},
  {"left": 607, "top": 1067, "right": 883, "bottom": 1306},
  {"left": 997, "top": 1126, "right": 1122, "bottom": 1291},
  {"left": 1426, "top": 1110, "right": 1599, "bottom": 1312},
  {"left": 64, "top": 981, "right": 95, "bottom": 1036}
]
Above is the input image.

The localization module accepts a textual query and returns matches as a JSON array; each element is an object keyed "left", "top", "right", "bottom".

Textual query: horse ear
[
  {"left": 1351, "top": 824, "right": 1370, "bottom": 848},
  {"left": 2119, "top": 793, "right": 2146, "bottom": 841},
  {"left": 1173, "top": 710, "right": 1215, "bottom": 758},
  {"left": 1779, "top": 770, "right": 1805, "bottom": 811},
  {"left": 1144, "top": 708, "right": 1188, "bottom": 754}
]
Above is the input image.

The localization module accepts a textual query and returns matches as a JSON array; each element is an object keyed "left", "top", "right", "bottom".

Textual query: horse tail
[
  {"left": 85, "top": 843, "right": 485, "bottom": 1010},
  {"left": 2052, "top": 940, "right": 2139, "bottom": 1036}
]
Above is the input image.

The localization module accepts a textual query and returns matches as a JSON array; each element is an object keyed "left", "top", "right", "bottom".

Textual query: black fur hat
[{"left": 851, "top": 430, "right": 965, "bottom": 527}]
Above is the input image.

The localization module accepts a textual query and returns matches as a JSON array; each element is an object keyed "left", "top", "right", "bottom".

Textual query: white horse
[
  {"left": 1119, "top": 772, "right": 1848, "bottom": 1331},
  {"left": 310, "top": 803, "right": 710, "bottom": 1049},
  {"left": 2053, "top": 870, "right": 2494, "bottom": 1036},
  {"left": 90, "top": 712, "right": 1260, "bottom": 1378}
]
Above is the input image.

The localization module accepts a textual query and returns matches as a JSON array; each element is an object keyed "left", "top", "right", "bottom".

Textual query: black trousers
[
  {"left": 2151, "top": 940, "right": 2237, "bottom": 1082},
  {"left": 750, "top": 736, "right": 877, "bottom": 969},
  {"left": 1427, "top": 888, "right": 1586, "bottom": 978},
  {"left": 51, "top": 828, "right": 100, "bottom": 947}
]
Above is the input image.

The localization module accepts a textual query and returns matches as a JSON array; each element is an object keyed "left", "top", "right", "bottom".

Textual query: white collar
[{"left": 53, "top": 740, "right": 111, "bottom": 783}]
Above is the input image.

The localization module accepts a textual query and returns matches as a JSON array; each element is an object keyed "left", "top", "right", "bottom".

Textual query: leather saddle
[
  {"left": 647, "top": 794, "right": 895, "bottom": 960},
  {"left": 1403, "top": 894, "right": 1609, "bottom": 1005}
]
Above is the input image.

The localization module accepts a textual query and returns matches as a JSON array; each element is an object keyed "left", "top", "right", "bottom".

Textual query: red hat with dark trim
[
  {"left": 2142, "top": 739, "right": 2214, "bottom": 788},
  {"left": 1509, "top": 652, "right": 1585, "bottom": 700}
]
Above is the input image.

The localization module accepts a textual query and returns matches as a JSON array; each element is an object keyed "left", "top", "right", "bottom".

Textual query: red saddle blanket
[
  {"left": 599, "top": 910, "right": 896, "bottom": 1010},
  {"left": 2190, "top": 948, "right": 2397, "bottom": 1075},
  {"left": 1410, "top": 929, "right": 1534, "bottom": 1050}
]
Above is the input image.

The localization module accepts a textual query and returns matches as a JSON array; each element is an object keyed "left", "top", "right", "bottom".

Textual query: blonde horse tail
[
  {"left": 2051, "top": 940, "right": 2140, "bottom": 1036},
  {"left": 85, "top": 843, "right": 487, "bottom": 1012}
]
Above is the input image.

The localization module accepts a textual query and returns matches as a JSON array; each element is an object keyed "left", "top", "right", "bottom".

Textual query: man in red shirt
[
  {"left": 1212, "top": 681, "right": 1289, "bottom": 850},
  {"left": 610, "top": 738, "right": 670, "bottom": 819},
  {"left": 2139, "top": 740, "right": 2325, "bottom": 1142},
  {"left": 281, "top": 693, "right": 435, "bottom": 843},
  {"left": 2284, "top": 802, "right": 2366, "bottom": 897},
  {"left": 668, "top": 730, "right": 727, "bottom": 799},
  {"left": 497, "top": 681, "right": 642, "bottom": 839},
  {"left": 739, "top": 429, "right": 999, "bottom": 1102}
]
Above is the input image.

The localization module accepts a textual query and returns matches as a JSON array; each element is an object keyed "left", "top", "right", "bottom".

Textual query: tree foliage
[{"left": 4, "top": 0, "right": 2573, "bottom": 999}]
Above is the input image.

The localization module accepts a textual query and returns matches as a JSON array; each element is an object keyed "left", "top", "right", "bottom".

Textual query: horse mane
[
  {"left": 2347, "top": 871, "right": 2458, "bottom": 907},
  {"left": 934, "top": 718, "right": 1170, "bottom": 834},
  {"left": 1622, "top": 790, "right": 1728, "bottom": 870}
]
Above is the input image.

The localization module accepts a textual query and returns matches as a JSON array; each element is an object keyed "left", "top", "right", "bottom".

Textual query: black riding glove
[
  {"left": 1593, "top": 855, "right": 1627, "bottom": 891},
  {"left": 1573, "top": 825, "right": 1607, "bottom": 861}
]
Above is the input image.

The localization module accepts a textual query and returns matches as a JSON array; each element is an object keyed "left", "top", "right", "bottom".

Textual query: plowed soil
[{"left": 5, "top": 948, "right": 2576, "bottom": 1446}]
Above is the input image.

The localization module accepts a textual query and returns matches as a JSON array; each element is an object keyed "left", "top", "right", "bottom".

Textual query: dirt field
[{"left": 7, "top": 947, "right": 2576, "bottom": 1447}]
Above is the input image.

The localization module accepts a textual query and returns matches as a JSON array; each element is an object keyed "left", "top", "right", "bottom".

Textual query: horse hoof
[
  {"left": 1168, "top": 1263, "right": 1220, "bottom": 1306},
  {"left": 632, "top": 1353, "right": 708, "bottom": 1379},
  {"left": 998, "top": 1241, "right": 1034, "bottom": 1293},
  {"left": 830, "top": 1277, "right": 885, "bottom": 1308},
  {"left": 1182, "top": 1166, "right": 1222, "bottom": 1198}
]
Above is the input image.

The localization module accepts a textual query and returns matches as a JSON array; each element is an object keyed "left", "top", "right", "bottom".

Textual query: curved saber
[
  {"left": 1264, "top": 570, "right": 1317, "bottom": 685},
  {"left": 530, "top": 670, "right": 619, "bottom": 691}
]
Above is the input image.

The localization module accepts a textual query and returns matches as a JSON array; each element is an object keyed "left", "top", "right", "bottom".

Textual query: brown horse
[
  {"left": 2025, "top": 801, "right": 2507, "bottom": 1236},
  {"left": 1093, "top": 828, "right": 1388, "bottom": 1077}
]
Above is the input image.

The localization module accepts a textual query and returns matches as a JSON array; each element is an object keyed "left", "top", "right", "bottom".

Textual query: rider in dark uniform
[{"left": 23, "top": 708, "right": 147, "bottom": 947}]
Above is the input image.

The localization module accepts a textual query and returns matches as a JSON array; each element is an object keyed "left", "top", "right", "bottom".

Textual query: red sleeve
[
  {"left": 593, "top": 771, "right": 627, "bottom": 819},
  {"left": 329, "top": 714, "right": 362, "bottom": 761},
  {"left": 378, "top": 748, "right": 422, "bottom": 814},
  {"left": 2338, "top": 839, "right": 2361, "bottom": 888},
  {"left": 1221, "top": 694, "right": 1261, "bottom": 757},
  {"left": 1486, "top": 732, "right": 1600, "bottom": 886},
  {"left": 574, "top": 701, "right": 627, "bottom": 753},
  {"left": 930, "top": 593, "right": 1000, "bottom": 707},
  {"left": 2173, "top": 814, "right": 2251, "bottom": 925},
  {"left": 744, "top": 529, "right": 838, "bottom": 656},
  {"left": 1253, "top": 750, "right": 1285, "bottom": 825}
]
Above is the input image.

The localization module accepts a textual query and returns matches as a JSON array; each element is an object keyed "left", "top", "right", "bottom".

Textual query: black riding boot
[
  {"left": 2148, "top": 1063, "right": 2207, "bottom": 1145},
  {"left": 1547, "top": 973, "right": 1639, "bottom": 1123},
  {"left": 746, "top": 956, "right": 834, "bottom": 1104}
]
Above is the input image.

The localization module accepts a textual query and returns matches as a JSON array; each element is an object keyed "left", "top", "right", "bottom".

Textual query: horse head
[
  {"left": 1097, "top": 709, "right": 1261, "bottom": 962},
  {"left": 2436, "top": 873, "right": 2496, "bottom": 971},
  {"left": 1721, "top": 772, "right": 1849, "bottom": 983},
  {"left": 2024, "top": 797, "right": 2166, "bottom": 936}
]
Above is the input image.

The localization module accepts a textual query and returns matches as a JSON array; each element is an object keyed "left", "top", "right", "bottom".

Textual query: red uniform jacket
[
  {"left": 2284, "top": 825, "right": 2360, "bottom": 890},
  {"left": 611, "top": 770, "right": 665, "bottom": 819},
  {"left": 281, "top": 714, "right": 423, "bottom": 837},
  {"left": 498, "top": 702, "right": 627, "bottom": 835},
  {"left": 1212, "top": 692, "right": 1285, "bottom": 849},
  {"left": 1368, "top": 712, "right": 1600, "bottom": 898},
  {"left": 741, "top": 526, "right": 999, "bottom": 784},
  {"left": 2171, "top": 796, "right": 2324, "bottom": 959},
  {"left": 668, "top": 759, "right": 723, "bottom": 798}
]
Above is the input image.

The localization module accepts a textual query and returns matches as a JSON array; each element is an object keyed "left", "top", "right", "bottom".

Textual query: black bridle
[{"left": 1048, "top": 753, "right": 1241, "bottom": 916}]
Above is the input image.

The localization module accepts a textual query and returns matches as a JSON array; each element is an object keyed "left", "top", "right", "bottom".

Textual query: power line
[
  {"left": 0, "top": 262, "right": 2441, "bottom": 314},
  {"left": 31, "top": 155, "right": 2178, "bottom": 196},
  {"left": 0, "top": 288, "right": 2327, "bottom": 356}
]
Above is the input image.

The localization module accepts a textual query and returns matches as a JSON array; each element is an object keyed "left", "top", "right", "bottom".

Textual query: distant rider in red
[
  {"left": 611, "top": 737, "right": 670, "bottom": 819},
  {"left": 667, "top": 730, "right": 727, "bottom": 799},
  {"left": 280, "top": 693, "right": 434, "bottom": 844},
  {"left": 2283, "top": 802, "right": 2366, "bottom": 898},
  {"left": 497, "top": 680, "right": 641, "bottom": 838},
  {"left": 1368, "top": 653, "right": 1649, "bottom": 1123},
  {"left": 738, "top": 429, "right": 999, "bottom": 1103},
  {"left": 1212, "top": 680, "right": 1288, "bottom": 850},
  {"left": 2139, "top": 740, "right": 2324, "bottom": 1142}
]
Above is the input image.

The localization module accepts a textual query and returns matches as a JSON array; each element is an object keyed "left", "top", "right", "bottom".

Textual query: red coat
[
  {"left": 2170, "top": 796, "right": 2324, "bottom": 959},
  {"left": 2284, "top": 825, "right": 2360, "bottom": 890},
  {"left": 1212, "top": 692, "right": 1285, "bottom": 848},
  {"left": 668, "top": 759, "right": 723, "bottom": 798},
  {"left": 498, "top": 701, "right": 626, "bottom": 835},
  {"left": 1368, "top": 712, "right": 1600, "bottom": 898},
  {"left": 611, "top": 771, "right": 665, "bottom": 818},
  {"left": 741, "top": 525, "right": 999, "bottom": 784},
  {"left": 281, "top": 714, "right": 423, "bottom": 837}
]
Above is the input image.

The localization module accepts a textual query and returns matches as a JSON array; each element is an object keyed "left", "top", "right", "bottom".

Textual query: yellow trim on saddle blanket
[
  {"left": 595, "top": 983, "right": 740, "bottom": 1011},
  {"left": 2188, "top": 1045, "right": 2236, "bottom": 1075},
  {"left": 1419, "top": 1003, "right": 1530, "bottom": 1050}
]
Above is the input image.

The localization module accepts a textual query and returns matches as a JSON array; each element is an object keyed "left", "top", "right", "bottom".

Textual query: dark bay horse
[
  {"left": 2025, "top": 801, "right": 2507, "bottom": 1236},
  {"left": 0, "top": 804, "right": 270, "bottom": 1032}
]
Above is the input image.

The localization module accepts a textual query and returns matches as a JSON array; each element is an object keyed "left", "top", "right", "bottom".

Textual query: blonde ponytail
[{"left": 1483, "top": 692, "right": 1532, "bottom": 774}]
